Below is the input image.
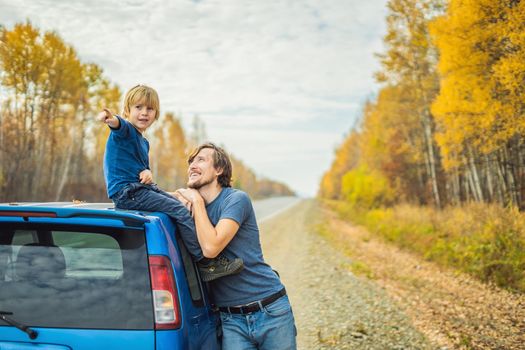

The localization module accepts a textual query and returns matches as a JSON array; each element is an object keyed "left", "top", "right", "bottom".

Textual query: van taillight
[{"left": 148, "top": 255, "right": 181, "bottom": 330}]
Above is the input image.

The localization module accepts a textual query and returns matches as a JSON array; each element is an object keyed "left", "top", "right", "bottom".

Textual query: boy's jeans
[
  {"left": 112, "top": 183, "right": 204, "bottom": 261},
  {"left": 219, "top": 295, "right": 297, "bottom": 350}
]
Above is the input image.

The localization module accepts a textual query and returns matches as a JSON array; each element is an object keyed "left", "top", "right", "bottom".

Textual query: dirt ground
[{"left": 259, "top": 199, "right": 525, "bottom": 350}]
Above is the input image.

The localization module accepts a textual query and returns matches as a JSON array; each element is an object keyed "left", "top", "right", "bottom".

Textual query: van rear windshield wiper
[{"left": 0, "top": 311, "right": 38, "bottom": 339}]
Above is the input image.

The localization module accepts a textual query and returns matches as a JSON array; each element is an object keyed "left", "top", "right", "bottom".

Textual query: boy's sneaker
[{"left": 198, "top": 254, "right": 244, "bottom": 282}]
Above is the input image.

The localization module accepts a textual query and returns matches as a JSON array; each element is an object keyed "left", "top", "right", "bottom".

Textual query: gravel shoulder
[{"left": 259, "top": 199, "right": 434, "bottom": 349}]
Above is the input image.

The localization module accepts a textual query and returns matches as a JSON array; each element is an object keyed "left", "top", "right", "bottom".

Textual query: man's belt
[{"left": 218, "top": 288, "right": 287, "bottom": 315}]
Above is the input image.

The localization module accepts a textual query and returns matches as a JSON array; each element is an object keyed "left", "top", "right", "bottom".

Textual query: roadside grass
[
  {"left": 324, "top": 200, "right": 525, "bottom": 293},
  {"left": 343, "top": 261, "right": 375, "bottom": 280},
  {"left": 314, "top": 220, "right": 375, "bottom": 279}
]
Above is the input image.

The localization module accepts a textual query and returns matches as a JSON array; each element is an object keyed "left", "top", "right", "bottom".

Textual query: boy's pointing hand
[
  {"left": 97, "top": 108, "right": 119, "bottom": 128},
  {"left": 97, "top": 108, "right": 113, "bottom": 122}
]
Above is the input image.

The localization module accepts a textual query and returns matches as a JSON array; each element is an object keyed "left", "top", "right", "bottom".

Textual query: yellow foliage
[
  {"left": 430, "top": 0, "right": 525, "bottom": 168},
  {"left": 0, "top": 21, "right": 121, "bottom": 201},
  {"left": 150, "top": 113, "right": 188, "bottom": 190},
  {"left": 341, "top": 164, "right": 395, "bottom": 209},
  {"left": 359, "top": 87, "right": 426, "bottom": 200},
  {"left": 322, "top": 0, "right": 525, "bottom": 209},
  {"left": 318, "top": 131, "right": 361, "bottom": 200}
]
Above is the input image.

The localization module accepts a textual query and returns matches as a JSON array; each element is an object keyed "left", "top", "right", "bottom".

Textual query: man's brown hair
[{"left": 188, "top": 142, "right": 232, "bottom": 188}]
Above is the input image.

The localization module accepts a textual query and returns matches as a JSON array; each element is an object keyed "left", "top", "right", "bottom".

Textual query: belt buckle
[{"left": 240, "top": 301, "right": 259, "bottom": 314}]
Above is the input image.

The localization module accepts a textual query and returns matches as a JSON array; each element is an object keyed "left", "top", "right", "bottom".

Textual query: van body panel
[
  {"left": 0, "top": 328, "right": 154, "bottom": 350},
  {"left": 0, "top": 203, "right": 220, "bottom": 350}
]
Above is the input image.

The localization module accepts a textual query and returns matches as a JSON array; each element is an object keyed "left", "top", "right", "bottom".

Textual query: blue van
[{"left": 0, "top": 202, "right": 220, "bottom": 349}]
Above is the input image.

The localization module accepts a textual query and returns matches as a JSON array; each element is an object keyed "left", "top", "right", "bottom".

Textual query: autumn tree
[
  {"left": 359, "top": 88, "right": 428, "bottom": 203},
  {"left": 150, "top": 112, "right": 189, "bottom": 190},
  {"left": 0, "top": 21, "right": 294, "bottom": 202},
  {"left": 188, "top": 115, "right": 208, "bottom": 149},
  {"left": 320, "top": 0, "right": 445, "bottom": 207},
  {"left": 430, "top": 0, "right": 525, "bottom": 207},
  {"left": 375, "top": 0, "right": 445, "bottom": 207},
  {"left": 0, "top": 21, "right": 120, "bottom": 201},
  {"left": 319, "top": 130, "right": 361, "bottom": 200},
  {"left": 228, "top": 153, "right": 294, "bottom": 198},
  {"left": 321, "top": 0, "right": 525, "bottom": 211},
  {"left": 255, "top": 178, "right": 295, "bottom": 198}
]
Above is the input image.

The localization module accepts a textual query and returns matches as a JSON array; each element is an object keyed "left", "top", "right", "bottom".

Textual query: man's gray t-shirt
[{"left": 206, "top": 187, "right": 284, "bottom": 307}]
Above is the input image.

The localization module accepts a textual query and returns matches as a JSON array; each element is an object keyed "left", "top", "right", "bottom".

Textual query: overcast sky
[{"left": 0, "top": 0, "right": 388, "bottom": 197}]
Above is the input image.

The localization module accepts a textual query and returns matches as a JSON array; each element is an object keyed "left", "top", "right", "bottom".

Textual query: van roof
[
  {"left": 0, "top": 202, "right": 153, "bottom": 227},
  {"left": 0, "top": 202, "right": 116, "bottom": 209}
]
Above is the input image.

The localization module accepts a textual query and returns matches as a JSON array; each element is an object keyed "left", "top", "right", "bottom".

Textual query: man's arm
[{"left": 177, "top": 189, "right": 240, "bottom": 258}]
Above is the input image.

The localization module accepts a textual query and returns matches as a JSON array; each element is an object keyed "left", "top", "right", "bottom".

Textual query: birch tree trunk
[
  {"left": 467, "top": 147, "right": 484, "bottom": 202},
  {"left": 55, "top": 136, "right": 73, "bottom": 201},
  {"left": 484, "top": 155, "right": 494, "bottom": 201},
  {"left": 422, "top": 110, "right": 441, "bottom": 208}
]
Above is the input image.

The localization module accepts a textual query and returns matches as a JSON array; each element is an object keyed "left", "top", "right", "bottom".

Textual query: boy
[{"left": 97, "top": 84, "right": 243, "bottom": 282}]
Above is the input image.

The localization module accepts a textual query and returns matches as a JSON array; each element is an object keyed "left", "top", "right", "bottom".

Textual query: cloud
[{"left": 0, "top": 0, "right": 388, "bottom": 196}]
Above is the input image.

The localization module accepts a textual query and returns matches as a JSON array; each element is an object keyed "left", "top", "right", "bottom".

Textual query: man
[{"left": 175, "top": 142, "right": 297, "bottom": 350}]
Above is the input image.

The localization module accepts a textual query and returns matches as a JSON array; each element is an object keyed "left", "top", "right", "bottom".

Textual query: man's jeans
[
  {"left": 219, "top": 295, "right": 297, "bottom": 350},
  {"left": 112, "top": 183, "right": 204, "bottom": 261}
]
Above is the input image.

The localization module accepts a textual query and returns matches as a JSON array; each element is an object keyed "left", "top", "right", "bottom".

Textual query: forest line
[
  {"left": 319, "top": 0, "right": 525, "bottom": 292},
  {"left": 0, "top": 21, "right": 294, "bottom": 202}
]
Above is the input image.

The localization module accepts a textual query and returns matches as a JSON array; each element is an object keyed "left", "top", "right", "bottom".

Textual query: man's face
[
  {"left": 187, "top": 148, "right": 221, "bottom": 189},
  {"left": 128, "top": 101, "right": 156, "bottom": 133}
]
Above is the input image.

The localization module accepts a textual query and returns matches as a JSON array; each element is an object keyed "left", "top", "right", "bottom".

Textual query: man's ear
[{"left": 215, "top": 167, "right": 224, "bottom": 176}]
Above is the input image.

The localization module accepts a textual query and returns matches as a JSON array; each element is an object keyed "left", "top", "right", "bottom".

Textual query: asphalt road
[{"left": 252, "top": 196, "right": 302, "bottom": 224}]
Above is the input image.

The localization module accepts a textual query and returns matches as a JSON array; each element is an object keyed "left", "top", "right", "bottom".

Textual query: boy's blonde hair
[{"left": 122, "top": 84, "right": 160, "bottom": 120}]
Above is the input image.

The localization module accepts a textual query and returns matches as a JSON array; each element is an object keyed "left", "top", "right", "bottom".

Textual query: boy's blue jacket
[{"left": 104, "top": 115, "right": 150, "bottom": 198}]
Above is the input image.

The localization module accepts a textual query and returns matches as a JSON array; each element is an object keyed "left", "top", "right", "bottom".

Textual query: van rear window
[{"left": 0, "top": 223, "right": 153, "bottom": 330}]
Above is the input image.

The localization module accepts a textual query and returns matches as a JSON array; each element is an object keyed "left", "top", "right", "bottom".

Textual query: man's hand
[
  {"left": 139, "top": 169, "right": 153, "bottom": 184},
  {"left": 169, "top": 190, "right": 193, "bottom": 213},
  {"left": 176, "top": 188, "right": 203, "bottom": 205},
  {"left": 96, "top": 108, "right": 119, "bottom": 128}
]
